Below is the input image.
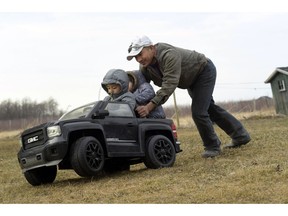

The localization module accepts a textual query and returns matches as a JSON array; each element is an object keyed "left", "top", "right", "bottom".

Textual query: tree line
[
  {"left": 0, "top": 97, "right": 64, "bottom": 120},
  {"left": 0, "top": 96, "right": 275, "bottom": 131},
  {"left": 164, "top": 96, "right": 275, "bottom": 118}
]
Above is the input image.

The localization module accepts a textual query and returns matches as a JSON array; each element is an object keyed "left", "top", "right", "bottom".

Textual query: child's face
[
  {"left": 128, "top": 81, "right": 133, "bottom": 92},
  {"left": 106, "top": 84, "right": 121, "bottom": 95}
]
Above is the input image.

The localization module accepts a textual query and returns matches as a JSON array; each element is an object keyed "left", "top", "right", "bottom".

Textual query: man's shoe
[
  {"left": 202, "top": 149, "right": 221, "bottom": 158},
  {"left": 223, "top": 136, "right": 251, "bottom": 149}
]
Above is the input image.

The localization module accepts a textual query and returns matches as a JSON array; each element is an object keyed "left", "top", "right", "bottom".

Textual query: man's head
[{"left": 127, "top": 35, "right": 154, "bottom": 66}]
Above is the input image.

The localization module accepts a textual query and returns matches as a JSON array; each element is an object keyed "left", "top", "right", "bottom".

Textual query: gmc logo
[{"left": 27, "top": 136, "right": 39, "bottom": 144}]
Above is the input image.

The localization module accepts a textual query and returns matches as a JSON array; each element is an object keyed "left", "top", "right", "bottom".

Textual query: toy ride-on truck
[{"left": 17, "top": 100, "right": 182, "bottom": 186}]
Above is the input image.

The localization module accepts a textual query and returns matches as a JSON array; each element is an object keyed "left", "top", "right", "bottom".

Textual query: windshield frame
[{"left": 59, "top": 102, "right": 97, "bottom": 121}]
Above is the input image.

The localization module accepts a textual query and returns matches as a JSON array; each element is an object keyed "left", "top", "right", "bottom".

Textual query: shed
[{"left": 265, "top": 67, "right": 288, "bottom": 115}]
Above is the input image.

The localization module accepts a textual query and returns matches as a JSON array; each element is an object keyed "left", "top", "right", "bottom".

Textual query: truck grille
[{"left": 22, "top": 129, "right": 46, "bottom": 150}]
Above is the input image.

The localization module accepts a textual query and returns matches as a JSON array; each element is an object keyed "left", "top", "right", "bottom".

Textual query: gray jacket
[
  {"left": 101, "top": 69, "right": 136, "bottom": 109},
  {"left": 140, "top": 43, "right": 208, "bottom": 105},
  {"left": 127, "top": 70, "right": 166, "bottom": 118}
]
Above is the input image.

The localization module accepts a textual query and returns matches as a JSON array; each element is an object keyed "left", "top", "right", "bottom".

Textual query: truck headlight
[{"left": 47, "top": 126, "right": 61, "bottom": 138}]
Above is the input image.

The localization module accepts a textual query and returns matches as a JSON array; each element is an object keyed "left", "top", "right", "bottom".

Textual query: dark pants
[{"left": 188, "top": 59, "right": 249, "bottom": 150}]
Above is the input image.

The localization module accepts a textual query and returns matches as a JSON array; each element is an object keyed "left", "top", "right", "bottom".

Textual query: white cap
[{"left": 126, "top": 35, "right": 153, "bottom": 61}]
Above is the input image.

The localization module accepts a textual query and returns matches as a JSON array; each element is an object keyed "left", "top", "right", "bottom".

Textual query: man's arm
[{"left": 135, "top": 101, "right": 157, "bottom": 118}]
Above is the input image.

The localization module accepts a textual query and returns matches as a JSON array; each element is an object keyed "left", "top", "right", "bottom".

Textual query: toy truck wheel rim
[
  {"left": 70, "top": 136, "right": 105, "bottom": 177},
  {"left": 144, "top": 135, "right": 176, "bottom": 169}
]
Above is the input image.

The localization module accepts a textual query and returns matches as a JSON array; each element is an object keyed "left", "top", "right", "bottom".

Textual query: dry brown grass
[
  {"left": 0, "top": 130, "right": 22, "bottom": 139},
  {"left": 172, "top": 109, "right": 279, "bottom": 128},
  {"left": 1, "top": 114, "right": 288, "bottom": 205}
]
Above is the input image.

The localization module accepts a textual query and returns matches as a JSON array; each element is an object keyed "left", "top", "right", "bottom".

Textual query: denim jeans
[{"left": 188, "top": 59, "right": 249, "bottom": 150}]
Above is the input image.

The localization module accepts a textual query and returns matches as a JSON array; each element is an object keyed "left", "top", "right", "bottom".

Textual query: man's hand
[{"left": 136, "top": 102, "right": 156, "bottom": 118}]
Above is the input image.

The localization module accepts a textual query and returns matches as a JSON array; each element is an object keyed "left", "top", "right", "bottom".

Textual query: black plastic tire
[
  {"left": 70, "top": 136, "right": 105, "bottom": 177},
  {"left": 144, "top": 135, "right": 176, "bottom": 169},
  {"left": 24, "top": 165, "right": 57, "bottom": 186}
]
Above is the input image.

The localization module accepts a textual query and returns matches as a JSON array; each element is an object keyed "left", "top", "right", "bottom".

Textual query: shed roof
[{"left": 265, "top": 67, "right": 288, "bottom": 83}]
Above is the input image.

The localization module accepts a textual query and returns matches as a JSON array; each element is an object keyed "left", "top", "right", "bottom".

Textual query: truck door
[{"left": 102, "top": 102, "right": 140, "bottom": 157}]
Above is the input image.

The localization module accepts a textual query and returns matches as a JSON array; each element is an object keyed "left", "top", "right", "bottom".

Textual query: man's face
[
  {"left": 135, "top": 46, "right": 154, "bottom": 67},
  {"left": 106, "top": 84, "right": 121, "bottom": 96}
]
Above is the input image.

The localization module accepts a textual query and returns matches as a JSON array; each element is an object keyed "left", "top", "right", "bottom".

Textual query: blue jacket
[{"left": 127, "top": 70, "right": 166, "bottom": 119}]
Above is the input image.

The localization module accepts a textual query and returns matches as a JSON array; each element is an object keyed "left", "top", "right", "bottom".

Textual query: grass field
[{"left": 1, "top": 115, "right": 288, "bottom": 205}]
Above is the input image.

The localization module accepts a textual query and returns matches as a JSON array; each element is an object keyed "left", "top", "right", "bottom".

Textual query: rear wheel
[
  {"left": 24, "top": 165, "right": 57, "bottom": 186},
  {"left": 70, "top": 136, "right": 105, "bottom": 177},
  {"left": 144, "top": 135, "right": 176, "bottom": 169}
]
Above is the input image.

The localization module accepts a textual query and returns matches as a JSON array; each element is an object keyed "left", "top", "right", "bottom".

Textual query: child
[
  {"left": 127, "top": 70, "right": 166, "bottom": 118},
  {"left": 101, "top": 69, "right": 136, "bottom": 109}
]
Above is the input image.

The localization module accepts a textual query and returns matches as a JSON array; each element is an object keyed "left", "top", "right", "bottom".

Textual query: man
[{"left": 126, "top": 35, "right": 251, "bottom": 158}]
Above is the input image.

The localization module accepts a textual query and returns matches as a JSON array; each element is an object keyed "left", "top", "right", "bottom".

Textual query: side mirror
[{"left": 92, "top": 110, "right": 109, "bottom": 119}]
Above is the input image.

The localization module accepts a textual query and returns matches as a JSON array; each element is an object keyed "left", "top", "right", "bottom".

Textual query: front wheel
[
  {"left": 24, "top": 165, "right": 57, "bottom": 186},
  {"left": 144, "top": 135, "right": 176, "bottom": 169},
  {"left": 70, "top": 136, "right": 105, "bottom": 177}
]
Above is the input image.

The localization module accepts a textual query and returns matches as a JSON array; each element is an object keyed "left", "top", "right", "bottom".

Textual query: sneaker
[
  {"left": 202, "top": 149, "right": 221, "bottom": 158},
  {"left": 223, "top": 136, "right": 251, "bottom": 149}
]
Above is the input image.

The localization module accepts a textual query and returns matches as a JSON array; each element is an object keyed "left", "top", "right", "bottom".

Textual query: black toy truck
[{"left": 17, "top": 100, "right": 181, "bottom": 186}]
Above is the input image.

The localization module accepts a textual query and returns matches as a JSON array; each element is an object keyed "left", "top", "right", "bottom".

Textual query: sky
[{"left": 1, "top": 1, "right": 288, "bottom": 111}]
